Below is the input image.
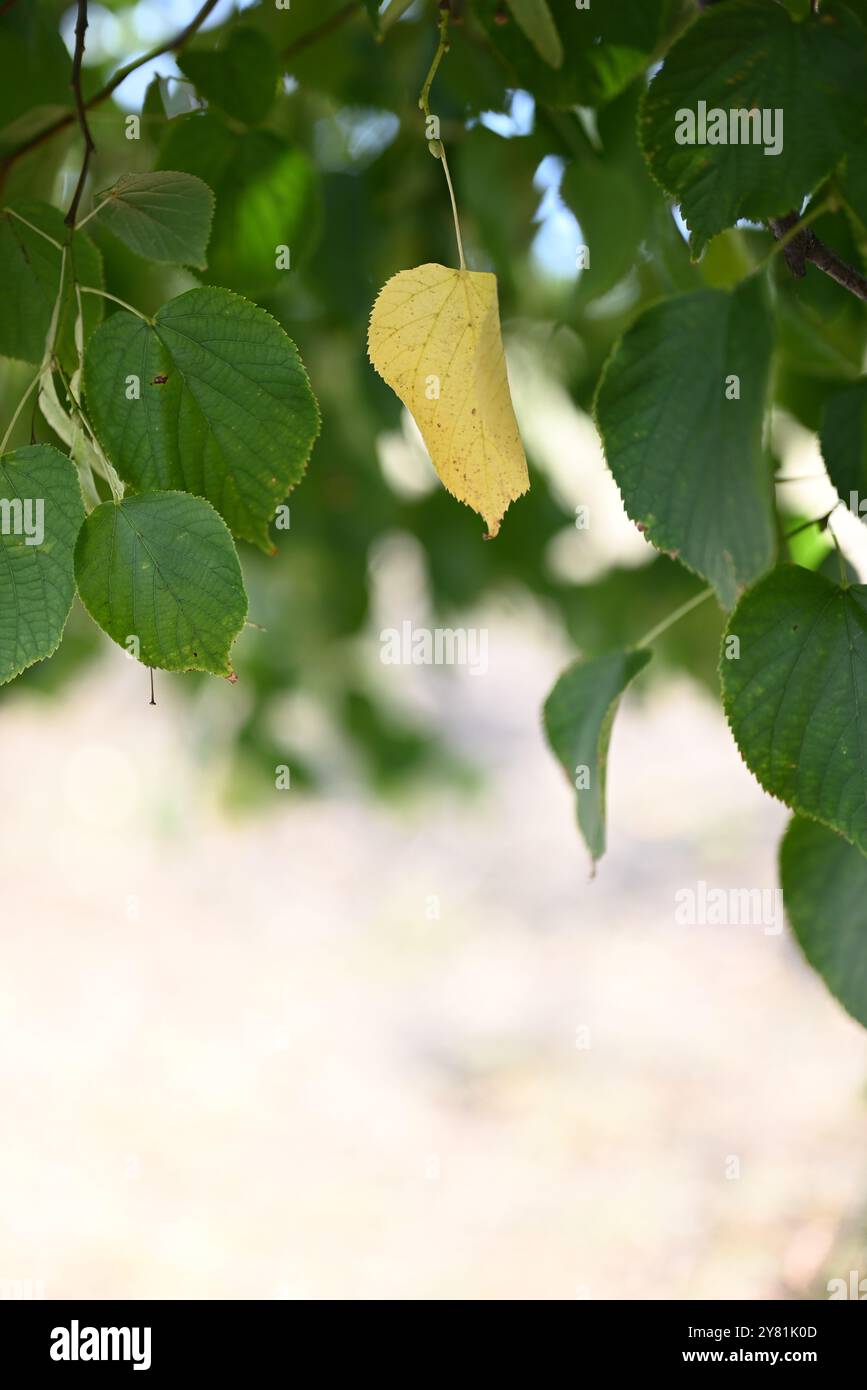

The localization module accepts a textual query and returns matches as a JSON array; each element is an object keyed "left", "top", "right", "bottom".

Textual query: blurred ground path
[{"left": 1, "top": 617, "right": 865, "bottom": 1300}]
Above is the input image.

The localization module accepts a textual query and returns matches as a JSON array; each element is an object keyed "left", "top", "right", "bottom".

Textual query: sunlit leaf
[{"left": 368, "top": 262, "right": 529, "bottom": 537}]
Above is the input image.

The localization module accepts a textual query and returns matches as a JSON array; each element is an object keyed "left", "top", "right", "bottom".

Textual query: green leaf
[
  {"left": 92, "top": 171, "right": 214, "bottom": 270},
  {"left": 561, "top": 82, "right": 657, "bottom": 302},
  {"left": 83, "top": 286, "right": 320, "bottom": 550},
  {"left": 476, "top": 0, "right": 673, "bottom": 107},
  {"left": 722, "top": 565, "right": 867, "bottom": 852},
  {"left": 0, "top": 445, "right": 85, "bottom": 685},
  {"left": 158, "top": 113, "right": 320, "bottom": 293},
  {"left": 505, "top": 0, "right": 563, "bottom": 69},
  {"left": 840, "top": 146, "right": 867, "bottom": 231},
  {"left": 543, "top": 648, "right": 652, "bottom": 864},
  {"left": 74, "top": 492, "right": 247, "bottom": 676},
  {"left": 594, "top": 276, "right": 775, "bottom": 608},
  {"left": 142, "top": 76, "right": 166, "bottom": 125},
  {"left": 780, "top": 815, "right": 867, "bottom": 1030},
  {"left": 177, "top": 26, "right": 279, "bottom": 126},
  {"left": 820, "top": 379, "right": 867, "bottom": 507},
  {"left": 641, "top": 0, "right": 867, "bottom": 257},
  {"left": 0, "top": 202, "right": 103, "bottom": 367}
]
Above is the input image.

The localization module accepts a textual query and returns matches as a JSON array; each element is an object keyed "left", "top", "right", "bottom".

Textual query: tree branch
[
  {"left": 0, "top": 0, "right": 221, "bottom": 192},
  {"left": 0, "top": 0, "right": 363, "bottom": 195},
  {"left": 769, "top": 210, "right": 867, "bottom": 304},
  {"left": 64, "top": 0, "right": 96, "bottom": 227}
]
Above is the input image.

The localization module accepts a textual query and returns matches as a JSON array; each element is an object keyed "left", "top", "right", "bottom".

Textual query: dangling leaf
[
  {"left": 780, "top": 815, "right": 867, "bottom": 1030},
  {"left": 367, "top": 263, "right": 529, "bottom": 537},
  {"left": 74, "top": 491, "right": 247, "bottom": 675},
  {"left": 543, "top": 648, "right": 652, "bottom": 864}
]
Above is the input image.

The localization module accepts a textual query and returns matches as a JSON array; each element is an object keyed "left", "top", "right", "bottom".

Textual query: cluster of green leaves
[
  {"left": 0, "top": 169, "right": 319, "bottom": 679},
  {"left": 533, "top": 0, "right": 867, "bottom": 1031},
  {"left": 3, "top": 0, "right": 867, "bottom": 1029},
  {"left": 0, "top": 14, "right": 320, "bottom": 685}
]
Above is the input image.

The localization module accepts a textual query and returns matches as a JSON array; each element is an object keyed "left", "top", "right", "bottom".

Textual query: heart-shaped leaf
[
  {"left": 83, "top": 287, "right": 320, "bottom": 551},
  {"left": 780, "top": 814, "right": 867, "bottom": 1030},
  {"left": 74, "top": 491, "right": 247, "bottom": 675},
  {"left": 722, "top": 565, "right": 867, "bottom": 851}
]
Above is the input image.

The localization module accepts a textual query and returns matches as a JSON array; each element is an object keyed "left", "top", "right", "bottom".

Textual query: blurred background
[{"left": 1, "top": 0, "right": 866, "bottom": 1300}]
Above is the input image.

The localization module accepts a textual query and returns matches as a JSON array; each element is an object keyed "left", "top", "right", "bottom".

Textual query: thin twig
[
  {"left": 0, "top": 0, "right": 360, "bottom": 192},
  {"left": 65, "top": 0, "right": 97, "bottom": 227},
  {"left": 784, "top": 508, "right": 837, "bottom": 541},
  {"left": 769, "top": 210, "right": 867, "bottom": 303}
]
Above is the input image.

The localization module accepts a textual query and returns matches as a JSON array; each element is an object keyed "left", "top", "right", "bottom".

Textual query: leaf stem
[
  {"left": 77, "top": 286, "right": 153, "bottom": 323},
  {"left": 418, "top": 6, "right": 467, "bottom": 271},
  {"left": 3, "top": 208, "right": 63, "bottom": 249},
  {"left": 637, "top": 586, "right": 714, "bottom": 647},
  {"left": 0, "top": 371, "right": 40, "bottom": 454},
  {"left": 439, "top": 145, "right": 466, "bottom": 272},
  {"left": 72, "top": 201, "right": 105, "bottom": 233}
]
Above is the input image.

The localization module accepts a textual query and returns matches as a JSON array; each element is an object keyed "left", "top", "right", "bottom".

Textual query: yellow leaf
[{"left": 368, "top": 263, "right": 529, "bottom": 537}]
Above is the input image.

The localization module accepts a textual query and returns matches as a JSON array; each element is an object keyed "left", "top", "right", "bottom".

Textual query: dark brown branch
[
  {"left": 65, "top": 0, "right": 96, "bottom": 227},
  {"left": 769, "top": 210, "right": 867, "bottom": 304}
]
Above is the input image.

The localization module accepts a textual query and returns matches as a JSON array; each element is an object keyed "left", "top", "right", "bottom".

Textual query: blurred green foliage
[{"left": 0, "top": 0, "right": 860, "bottom": 803}]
